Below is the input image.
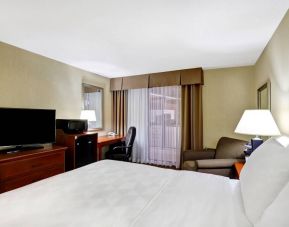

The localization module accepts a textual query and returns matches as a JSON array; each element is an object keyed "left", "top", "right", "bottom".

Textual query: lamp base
[
  {"left": 244, "top": 138, "right": 263, "bottom": 156},
  {"left": 251, "top": 138, "right": 263, "bottom": 151}
]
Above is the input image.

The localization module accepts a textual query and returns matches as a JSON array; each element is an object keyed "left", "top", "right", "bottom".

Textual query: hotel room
[{"left": 0, "top": 1, "right": 289, "bottom": 226}]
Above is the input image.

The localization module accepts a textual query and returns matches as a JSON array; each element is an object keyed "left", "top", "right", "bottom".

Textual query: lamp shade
[
  {"left": 80, "top": 110, "right": 96, "bottom": 121},
  {"left": 235, "top": 110, "right": 280, "bottom": 136}
]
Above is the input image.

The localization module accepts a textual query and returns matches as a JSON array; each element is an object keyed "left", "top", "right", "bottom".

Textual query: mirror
[
  {"left": 257, "top": 81, "right": 271, "bottom": 110},
  {"left": 82, "top": 83, "right": 103, "bottom": 129}
]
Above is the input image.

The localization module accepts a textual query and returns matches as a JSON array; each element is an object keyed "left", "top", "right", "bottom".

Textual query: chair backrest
[
  {"left": 125, "top": 126, "right": 136, "bottom": 157},
  {"left": 215, "top": 137, "right": 247, "bottom": 159}
]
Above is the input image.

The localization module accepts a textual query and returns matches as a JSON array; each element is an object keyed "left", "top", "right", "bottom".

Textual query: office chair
[{"left": 105, "top": 127, "right": 136, "bottom": 162}]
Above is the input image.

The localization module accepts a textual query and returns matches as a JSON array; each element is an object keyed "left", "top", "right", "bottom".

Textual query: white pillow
[
  {"left": 240, "top": 138, "right": 289, "bottom": 224},
  {"left": 275, "top": 135, "right": 289, "bottom": 148},
  {"left": 255, "top": 180, "right": 289, "bottom": 227}
]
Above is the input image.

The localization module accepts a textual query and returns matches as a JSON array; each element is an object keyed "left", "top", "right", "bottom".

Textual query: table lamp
[
  {"left": 234, "top": 109, "right": 280, "bottom": 155},
  {"left": 80, "top": 110, "right": 96, "bottom": 129}
]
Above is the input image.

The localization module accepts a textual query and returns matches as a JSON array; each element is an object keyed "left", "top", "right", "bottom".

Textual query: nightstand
[{"left": 234, "top": 162, "right": 245, "bottom": 179}]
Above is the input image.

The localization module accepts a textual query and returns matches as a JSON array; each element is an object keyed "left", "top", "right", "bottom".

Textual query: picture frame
[{"left": 257, "top": 80, "right": 271, "bottom": 110}]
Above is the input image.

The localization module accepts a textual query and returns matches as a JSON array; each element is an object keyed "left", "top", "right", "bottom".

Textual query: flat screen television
[{"left": 0, "top": 107, "right": 56, "bottom": 152}]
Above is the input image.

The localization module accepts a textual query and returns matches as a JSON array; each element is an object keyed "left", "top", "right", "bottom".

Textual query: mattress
[{"left": 0, "top": 160, "right": 251, "bottom": 227}]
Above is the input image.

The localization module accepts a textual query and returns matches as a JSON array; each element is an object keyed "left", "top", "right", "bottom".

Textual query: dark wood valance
[
  {"left": 110, "top": 78, "right": 123, "bottom": 91},
  {"left": 180, "top": 68, "right": 204, "bottom": 85},
  {"left": 149, "top": 71, "right": 180, "bottom": 88},
  {"left": 110, "top": 67, "right": 203, "bottom": 90},
  {"left": 122, "top": 74, "right": 149, "bottom": 90}
]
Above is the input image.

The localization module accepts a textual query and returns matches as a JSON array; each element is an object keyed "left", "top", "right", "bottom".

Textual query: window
[
  {"left": 82, "top": 83, "right": 103, "bottom": 129},
  {"left": 148, "top": 86, "right": 181, "bottom": 167},
  {"left": 127, "top": 86, "right": 181, "bottom": 167}
]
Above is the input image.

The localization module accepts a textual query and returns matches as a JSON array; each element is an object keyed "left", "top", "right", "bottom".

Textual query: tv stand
[
  {"left": 0, "top": 146, "right": 67, "bottom": 193},
  {"left": 0, "top": 144, "right": 44, "bottom": 154}
]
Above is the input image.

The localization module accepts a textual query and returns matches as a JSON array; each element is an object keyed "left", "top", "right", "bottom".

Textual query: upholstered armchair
[{"left": 182, "top": 137, "right": 247, "bottom": 177}]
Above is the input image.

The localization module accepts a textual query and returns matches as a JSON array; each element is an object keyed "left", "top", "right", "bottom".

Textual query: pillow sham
[
  {"left": 255, "top": 180, "right": 289, "bottom": 227},
  {"left": 240, "top": 137, "right": 289, "bottom": 224},
  {"left": 275, "top": 135, "right": 289, "bottom": 148}
]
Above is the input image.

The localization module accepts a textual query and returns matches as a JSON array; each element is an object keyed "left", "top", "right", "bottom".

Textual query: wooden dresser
[{"left": 0, "top": 146, "right": 66, "bottom": 193}]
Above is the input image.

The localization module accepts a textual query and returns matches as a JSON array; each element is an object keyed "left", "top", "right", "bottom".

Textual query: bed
[{"left": 0, "top": 137, "right": 288, "bottom": 227}]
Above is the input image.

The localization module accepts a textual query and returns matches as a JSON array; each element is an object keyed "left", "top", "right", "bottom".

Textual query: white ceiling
[{"left": 0, "top": 1, "right": 288, "bottom": 78}]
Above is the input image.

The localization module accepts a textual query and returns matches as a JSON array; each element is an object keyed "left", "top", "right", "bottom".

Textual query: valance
[{"left": 110, "top": 67, "right": 203, "bottom": 91}]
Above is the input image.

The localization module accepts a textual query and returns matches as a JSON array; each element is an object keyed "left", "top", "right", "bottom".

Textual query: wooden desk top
[{"left": 98, "top": 135, "right": 124, "bottom": 144}]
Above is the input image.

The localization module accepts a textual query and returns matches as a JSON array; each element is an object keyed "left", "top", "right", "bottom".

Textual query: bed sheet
[{"left": 0, "top": 160, "right": 251, "bottom": 227}]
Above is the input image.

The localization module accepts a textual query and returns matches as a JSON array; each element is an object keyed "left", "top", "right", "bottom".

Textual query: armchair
[{"left": 182, "top": 137, "right": 247, "bottom": 177}]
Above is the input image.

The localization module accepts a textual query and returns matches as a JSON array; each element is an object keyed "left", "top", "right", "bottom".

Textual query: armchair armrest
[
  {"left": 183, "top": 150, "right": 216, "bottom": 162},
  {"left": 196, "top": 159, "right": 245, "bottom": 169}
]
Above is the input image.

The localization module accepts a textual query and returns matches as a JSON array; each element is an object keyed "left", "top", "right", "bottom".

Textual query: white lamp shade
[
  {"left": 80, "top": 110, "right": 96, "bottom": 121},
  {"left": 235, "top": 110, "right": 280, "bottom": 136}
]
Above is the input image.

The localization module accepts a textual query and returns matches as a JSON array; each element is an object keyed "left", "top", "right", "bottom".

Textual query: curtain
[
  {"left": 127, "top": 89, "right": 149, "bottom": 163},
  {"left": 127, "top": 86, "right": 181, "bottom": 168},
  {"left": 181, "top": 85, "right": 203, "bottom": 152},
  {"left": 112, "top": 90, "right": 128, "bottom": 136},
  {"left": 148, "top": 86, "right": 181, "bottom": 168}
]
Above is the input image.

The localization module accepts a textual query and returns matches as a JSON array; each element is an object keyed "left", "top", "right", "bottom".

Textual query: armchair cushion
[
  {"left": 196, "top": 159, "right": 245, "bottom": 169},
  {"left": 183, "top": 150, "right": 215, "bottom": 162},
  {"left": 183, "top": 161, "right": 197, "bottom": 171}
]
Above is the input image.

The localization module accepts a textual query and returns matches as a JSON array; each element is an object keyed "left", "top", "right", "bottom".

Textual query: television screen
[{"left": 0, "top": 107, "right": 56, "bottom": 147}]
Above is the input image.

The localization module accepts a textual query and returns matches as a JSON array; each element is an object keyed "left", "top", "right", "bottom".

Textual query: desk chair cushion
[{"left": 105, "top": 153, "right": 130, "bottom": 162}]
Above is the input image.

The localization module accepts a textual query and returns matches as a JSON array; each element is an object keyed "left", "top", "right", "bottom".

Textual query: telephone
[{"left": 107, "top": 132, "right": 117, "bottom": 136}]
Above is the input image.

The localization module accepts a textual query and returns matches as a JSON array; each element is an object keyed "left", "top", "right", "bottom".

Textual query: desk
[{"left": 97, "top": 135, "right": 124, "bottom": 160}]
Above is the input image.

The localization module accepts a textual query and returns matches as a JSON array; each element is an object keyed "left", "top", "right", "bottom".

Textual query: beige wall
[
  {"left": 0, "top": 42, "right": 112, "bottom": 131},
  {"left": 254, "top": 11, "right": 289, "bottom": 135},
  {"left": 2, "top": 9, "right": 288, "bottom": 148},
  {"left": 203, "top": 67, "right": 255, "bottom": 148}
]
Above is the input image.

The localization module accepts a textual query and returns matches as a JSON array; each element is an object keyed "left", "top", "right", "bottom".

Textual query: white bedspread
[{"left": 0, "top": 160, "right": 251, "bottom": 227}]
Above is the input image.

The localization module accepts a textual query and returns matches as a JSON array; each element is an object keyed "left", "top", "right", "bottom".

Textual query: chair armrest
[
  {"left": 109, "top": 141, "right": 125, "bottom": 150},
  {"left": 112, "top": 145, "right": 132, "bottom": 151},
  {"left": 196, "top": 159, "right": 245, "bottom": 169},
  {"left": 183, "top": 150, "right": 216, "bottom": 161}
]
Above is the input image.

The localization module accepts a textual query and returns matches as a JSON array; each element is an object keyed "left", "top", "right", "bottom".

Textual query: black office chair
[{"left": 105, "top": 127, "right": 136, "bottom": 162}]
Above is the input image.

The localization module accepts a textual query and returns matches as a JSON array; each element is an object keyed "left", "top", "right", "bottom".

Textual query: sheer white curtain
[
  {"left": 148, "top": 86, "right": 181, "bottom": 168},
  {"left": 127, "top": 88, "right": 149, "bottom": 163},
  {"left": 127, "top": 86, "right": 181, "bottom": 168}
]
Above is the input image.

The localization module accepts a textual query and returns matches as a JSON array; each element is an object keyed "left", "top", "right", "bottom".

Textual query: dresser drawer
[
  {"left": 0, "top": 165, "right": 64, "bottom": 193},
  {"left": 0, "top": 152, "right": 64, "bottom": 180}
]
